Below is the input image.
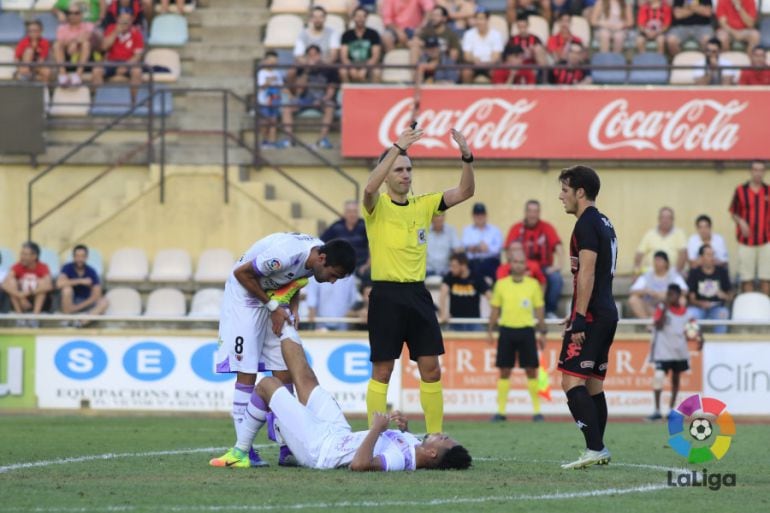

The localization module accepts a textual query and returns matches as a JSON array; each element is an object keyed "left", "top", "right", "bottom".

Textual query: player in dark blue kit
[{"left": 557, "top": 165, "right": 618, "bottom": 469}]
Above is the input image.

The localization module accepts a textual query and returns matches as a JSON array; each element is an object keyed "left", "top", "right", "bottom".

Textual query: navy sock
[
  {"left": 566, "top": 385, "right": 603, "bottom": 451},
  {"left": 592, "top": 391, "right": 608, "bottom": 440}
]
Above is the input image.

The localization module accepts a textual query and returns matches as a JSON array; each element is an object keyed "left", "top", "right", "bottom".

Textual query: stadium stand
[
  {"left": 90, "top": 87, "right": 137, "bottom": 117},
  {"left": 49, "top": 86, "right": 91, "bottom": 117},
  {"left": 510, "top": 14, "right": 549, "bottom": 42},
  {"left": 270, "top": 0, "right": 311, "bottom": 15},
  {"left": 732, "top": 292, "right": 770, "bottom": 321},
  {"left": 39, "top": 246, "right": 60, "bottom": 279},
  {"left": 36, "top": 11, "right": 57, "bottom": 41},
  {"left": 489, "top": 15, "right": 508, "bottom": 41},
  {"left": 149, "top": 248, "right": 193, "bottom": 282},
  {"left": 313, "top": 0, "right": 349, "bottom": 15},
  {"left": 381, "top": 48, "right": 411, "bottom": 83},
  {"left": 0, "top": 247, "right": 14, "bottom": 273},
  {"left": 348, "top": 12, "right": 385, "bottom": 33},
  {"left": 0, "top": 46, "right": 14, "bottom": 79},
  {"left": 761, "top": 17, "right": 770, "bottom": 48},
  {"left": 590, "top": 52, "right": 628, "bottom": 84},
  {"left": 144, "top": 287, "right": 187, "bottom": 316},
  {"left": 669, "top": 51, "right": 706, "bottom": 84},
  {"left": 143, "top": 48, "right": 182, "bottom": 83},
  {"left": 325, "top": 13, "right": 346, "bottom": 36},
  {"left": 193, "top": 248, "right": 234, "bottom": 284},
  {"left": 188, "top": 287, "right": 224, "bottom": 318},
  {"left": 104, "top": 287, "right": 142, "bottom": 316},
  {"left": 629, "top": 52, "right": 670, "bottom": 85},
  {"left": 147, "top": 13, "right": 188, "bottom": 46},
  {"left": 2, "top": 1, "right": 35, "bottom": 10},
  {"left": 106, "top": 248, "right": 149, "bottom": 282},
  {"left": 0, "top": 11, "right": 25, "bottom": 44},
  {"left": 721, "top": 50, "right": 751, "bottom": 70},
  {"left": 552, "top": 15, "right": 591, "bottom": 44},
  {"left": 33, "top": 0, "right": 57, "bottom": 10},
  {"left": 263, "top": 14, "right": 304, "bottom": 49}
]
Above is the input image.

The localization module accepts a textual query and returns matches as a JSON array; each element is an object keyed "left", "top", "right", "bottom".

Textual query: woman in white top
[
  {"left": 687, "top": 214, "right": 729, "bottom": 269},
  {"left": 590, "top": 0, "right": 634, "bottom": 53}
]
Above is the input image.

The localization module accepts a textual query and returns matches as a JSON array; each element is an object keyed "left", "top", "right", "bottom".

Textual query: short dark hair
[
  {"left": 707, "top": 37, "right": 722, "bottom": 49},
  {"left": 434, "top": 5, "right": 449, "bottom": 17},
  {"left": 516, "top": 13, "right": 529, "bottom": 22},
  {"left": 475, "top": 7, "right": 490, "bottom": 18},
  {"left": 504, "top": 44, "right": 524, "bottom": 59},
  {"left": 698, "top": 244, "right": 712, "bottom": 256},
  {"left": 306, "top": 44, "right": 321, "bottom": 55},
  {"left": 22, "top": 241, "right": 41, "bottom": 259},
  {"left": 353, "top": 5, "right": 368, "bottom": 16},
  {"left": 558, "top": 165, "right": 600, "bottom": 201},
  {"left": 667, "top": 283, "right": 682, "bottom": 294},
  {"left": 73, "top": 244, "right": 89, "bottom": 256},
  {"left": 264, "top": 50, "right": 278, "bottom": 59},
  {"left": 318, "top": 239, "right": 356, "bottom": 274},
  {"left": 312, "top": 5, "right": 326, "bottom": 15},
  {"left": 653, "top": 250, "right": 669, "bottom": 263},
  {"left": 450, "top": 252, "right": 469, "bottom": 266},
  {"left": 436, "top": 445, "right": 472, "bottom": 470},
  {"left": 695, "top": 214, "right": 712, "bottom": 227},
  {"left": 525, "top": 199, "right": 540, "bottom": 208},
  {"left": 26, "top": 20, "right": 43, "bottom": 29}
]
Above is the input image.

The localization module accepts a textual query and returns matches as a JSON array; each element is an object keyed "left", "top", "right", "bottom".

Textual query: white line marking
[{"left": 475, "top": 456, "right": 690, "bottom": 474}]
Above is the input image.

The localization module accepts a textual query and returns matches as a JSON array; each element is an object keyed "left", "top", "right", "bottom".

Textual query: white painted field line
[{"left": 476, "top": 456, "right": 690, "bottom": 474}]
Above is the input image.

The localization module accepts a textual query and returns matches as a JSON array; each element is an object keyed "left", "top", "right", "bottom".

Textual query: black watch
[{"left": 461, "top": 153, "right": 474, "bottom": 163}]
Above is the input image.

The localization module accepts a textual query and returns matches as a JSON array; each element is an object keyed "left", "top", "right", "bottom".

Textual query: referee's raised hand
[
  {"left": 395, "top": 127, "right": 424, "bottom": 151},
  {"left": 450, "top": 128, "right": 471, "bottom": 158}
]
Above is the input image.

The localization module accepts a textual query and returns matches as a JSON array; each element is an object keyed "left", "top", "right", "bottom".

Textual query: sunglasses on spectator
[{"left": 67, "top": 10, "right": 82, "bottom": 15}]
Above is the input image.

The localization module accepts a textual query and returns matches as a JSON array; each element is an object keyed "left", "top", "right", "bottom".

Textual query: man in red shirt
[
  {"left": 92, "top": 13, "right": 144, "bottom": 95},
  {"left": 636, "top": 0, "right": 672, "bottom": 54},
  {"left": 729, "top": 160, "right": 770, "bottom": 294},
  {"left": 738, "top": 46, "right": 770, "bottom": 85},
  {"left": 15, "top": 20, "right": 51, "bottom": 82},
  {"left": 491, "top": 45, "right": 536, "bottom": 84},
  {"left": 505, "top": 200, "right": 565, "bottom": 317},
  {"left": 496, "top": 240, "right": 547, "bottom": 290},
  {"left": 2, "top": 242, "right": 53, "bottom": 326},
  {"left": 547, "top": 13, "right": 583, "bottom": 62},
  {"left": 716, "top": 0, "right": 759, "bottom": 52},
  {"left": 508, "top": 14, "right": 547, "bottom": 66}
]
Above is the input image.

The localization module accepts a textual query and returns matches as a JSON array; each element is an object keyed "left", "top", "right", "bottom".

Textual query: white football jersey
[
  {"left": 319, "top": 429, "right": 421, "bottom": 471},
  {"left": 225, "top": 232, "right": 323, "bottom": 307}
]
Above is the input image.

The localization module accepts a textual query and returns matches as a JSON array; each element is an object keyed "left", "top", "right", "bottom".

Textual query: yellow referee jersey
[
  {"left": 363, "top": 192, "right": 443, "bottom": 282},
  {"left": 490, "top": 276, "right": 544, "bottom": 328}
]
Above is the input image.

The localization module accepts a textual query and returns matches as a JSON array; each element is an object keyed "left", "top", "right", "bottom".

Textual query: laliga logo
[
  {"left": 378, "top": 97, "right": 536, "bottom": 151},
  {"left": 667, "top": 394, "right": 735, "bottom": 463},
  {"left": 588, "top": 98, "right": 747, "bottom": 152}
]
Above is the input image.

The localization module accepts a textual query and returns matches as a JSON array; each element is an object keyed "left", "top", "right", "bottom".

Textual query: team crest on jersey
[
  {"left": 417, "top": 228, "right": 427, "bottom": 245},
  {"left": 264, "top": 258, "right": 282, "bottom": 272}
]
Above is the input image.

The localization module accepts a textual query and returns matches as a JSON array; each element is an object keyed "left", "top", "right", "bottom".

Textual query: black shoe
[
  {"left": 490, "top": 413, "right": 507, "bottom": 422},
  {"left": 646, "top": 412, "right": 663, "bottom": 421},
  {"left": 532, "top": 413, "right": 545, "bottom": 422}
]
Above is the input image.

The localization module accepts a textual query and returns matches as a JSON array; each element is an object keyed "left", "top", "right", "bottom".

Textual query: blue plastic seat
[
  {"left": 760, "top": 18, "right": 770, "bottom": 49},
  {"left": 90, "top": 86, "right": 134, "bottom": 116},
  {"left": 629, "top": 52, "right": 669, "bottom": 85},
  {"left": 0, "top": 247, "right": 15, "bottom": 273},
  {"left": 36, "top": 11, "right": 59, "bottom": 41},
  {"left": 590, "top": 52, "right": 628, "bottom": 84},
  {"left": 0, "top": 12, "right": 25, "bottom": 45},
  {"left": 148, "top": 14, "right": 188, "bottom": 46},
  {"left": 135, "top": 86, "right": 173, "bottom": 116},
  {"left": 476, "top": 0, "right": 508, "bottom": 13}
]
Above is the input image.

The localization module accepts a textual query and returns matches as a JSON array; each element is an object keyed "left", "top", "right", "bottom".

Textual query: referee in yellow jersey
[
  {"left": 488, "top": 248, "right": 547, "bottom": 422},
  {"left": 363, "top": 127, "right": 475, "bottom": 434}
]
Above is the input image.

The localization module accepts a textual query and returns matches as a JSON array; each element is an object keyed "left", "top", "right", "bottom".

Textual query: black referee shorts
[
  {"left": 367, "top": 281, "right": 444, "bottom": 362},
  {"left": 558, "top": 320, "right": 617, "bottom": 380},
  {"left": 496, "top": 327, "right": 539, "bottom": 369},
  {"left": 655, "top": 360, "right": 689, "bottom": 373}
]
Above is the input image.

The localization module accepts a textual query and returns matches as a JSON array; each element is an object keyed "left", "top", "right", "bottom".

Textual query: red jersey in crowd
[
  {"left": 546, "top": 33, "right": 582, "bottom": 56},
  {"left": 716, "top": 0, "right": 756, "bottom": 30},
  {"left": 549, "top": 65, "right": 589, "bottom": 84},
  {"left": 496, "top": 261, "right": 547, "bottom": 285},
  {"left": 739, "top": 68, "right": 770, "bottom": 85},
  {"left": 505, "top": 220, "right": 561, "bottom": 267},
  {"left": 15, "top": 36, "right": 50, "bottom": 61},
  {"left": 490, "top": 67, "right": 536, "bottom": 84},
  {"left": 637, "top": 2, "right": 672, "bottom": 31},
  {"left": 507, "top": 34, "right": 542, "bottom": 64},
  {"left": 729, "top": 181, "right": 770, "bottom": 245},
  {"left": 11, "top": 262, "right": 50, "bottom": 293}
]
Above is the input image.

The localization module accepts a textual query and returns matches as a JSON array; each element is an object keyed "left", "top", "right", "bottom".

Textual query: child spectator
[
  {"left": 257, "top": 50, "right": 283, "bottom": 148},
  {"left": 636, "top": 0, "right": 672, "bottom": 54},
  {"left": 547, "top": 13, "right": 583, "bottom": 62},
  {"left": 14, "top": 20, "right": 51, "bottom": 82}
]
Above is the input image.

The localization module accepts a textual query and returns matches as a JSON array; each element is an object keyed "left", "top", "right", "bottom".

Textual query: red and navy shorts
[{"left": 557, "top": 320, "right": 617, "bottom": 380}]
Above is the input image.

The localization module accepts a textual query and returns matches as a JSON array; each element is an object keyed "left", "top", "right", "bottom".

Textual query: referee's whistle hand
[{"left": 396, "top": 128, "right": 424, "bottom": 150}]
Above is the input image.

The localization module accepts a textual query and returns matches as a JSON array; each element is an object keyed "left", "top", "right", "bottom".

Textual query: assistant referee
[{"left": 363, "top": 127, "right": 475, "bottom": 434}]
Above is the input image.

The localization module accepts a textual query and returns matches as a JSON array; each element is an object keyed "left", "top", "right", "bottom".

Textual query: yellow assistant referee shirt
[
  {"left": 490, "top": 276, "right": 544, "bottom": 328},
  {"left": 363, "top": 192, "right": 444, "bottom": 282}
]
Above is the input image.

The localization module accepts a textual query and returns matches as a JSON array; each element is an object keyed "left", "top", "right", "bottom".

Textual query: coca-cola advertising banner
[{"left": 341, "top": 86, "right": 770, "bottom": 160}]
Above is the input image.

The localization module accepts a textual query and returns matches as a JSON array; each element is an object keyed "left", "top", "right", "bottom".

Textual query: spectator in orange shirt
[
  {"left": 381, "top": 0, "right": 435, "bottom": 52},
  {"left": 2, "top": 242, "right": 53, "bottom": 326},
  {"left": 738, "top": 46, "right": 770, "bottom": 85},
  {"left": 14, "top": 20, "right": 51, "bottom": 82},
  {"left": 715, "top": 0, "right": 759, "bottom": 52},
  {"left": 547, "top": 13, "right": 583, "bottom": 62},
  {"left": 636, "top": 0, "right": 672, "bottom": 54},
  {"left": 491, "top": 44, "right": 537, "bottom": 84}
]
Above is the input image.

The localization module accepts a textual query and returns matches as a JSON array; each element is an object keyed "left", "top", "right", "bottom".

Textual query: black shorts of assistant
[
  {"left": 655, "top": 360, "right": 690, "bottom": 373},
  {"left": 368, "top": 281, "right": 444, "bottom": 362},
  {"left": 558, "top": 319, "right": 618, "bottom": 380},
  {"left": 496, "top": 327, "right": 539, "bottom": 369}
]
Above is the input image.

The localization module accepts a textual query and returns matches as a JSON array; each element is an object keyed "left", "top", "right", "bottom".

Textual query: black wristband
[
  {"left": 393, "top": 142, "right": 406, "bottom": 153},
  {"left": 461, "top": 153, "right": 474, "bottom": 163},
  {"left": 570, "top": 313, "right": 587, "bottom": 334}
]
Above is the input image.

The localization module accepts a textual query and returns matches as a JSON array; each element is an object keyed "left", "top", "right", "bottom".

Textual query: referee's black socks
[{"left": 566, "top": 386, "right": 604, "bottom": 451}]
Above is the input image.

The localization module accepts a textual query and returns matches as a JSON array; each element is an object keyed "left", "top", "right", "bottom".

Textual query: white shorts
[
  {"left": 215, "top": 299, "right": 301, "bottom": 375},
  {"left": 737, "top": 243, "right": 770, "bottom": 281},
  {"left": 269, "top": 386, "right": 351, "bottom": 469}
]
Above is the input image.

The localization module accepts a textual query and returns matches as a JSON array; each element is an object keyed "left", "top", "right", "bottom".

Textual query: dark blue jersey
[{"left": 569, "top": 206, "right": 618, "bottom": 322}]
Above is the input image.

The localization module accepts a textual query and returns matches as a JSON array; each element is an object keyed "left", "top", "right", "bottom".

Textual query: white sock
[
  {"left": 235, "top": 391, "right": 267, "bottom": 452},
  {"left": 232, "top": 383, "right": 253, "bottom": 444}
]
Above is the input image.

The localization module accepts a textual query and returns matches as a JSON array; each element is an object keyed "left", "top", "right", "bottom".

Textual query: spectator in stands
[
  {"left": 461, "top": 9, "right": 505, "bottom": 83},
  {"left": 294, "top": 7, "right": 341, "bottom": 65},
  {"left": 729, "top": 160, "right": 770, "bottom": 294},
  {"left": 54, "top": 2, "right": 95, "bottom": 87},
  {"left": 694, "top": 37, "right": 739, "bottom": 85},
  {"left": 279, "top": 45, "right": 339, "bottom": 150},
  {"left": 491, "top": 44, "right": 537, "bottom": 84},
  {"left": 636, "top": 0, "right": 672, "bottom": 54},
  {"left": 2, "top": 242, "right": 53, "bottom": 326},
  {"left": 549, "top": 40, "right": 592, "bottom": 84},
  {"left": 410, "top": 6, "right": 462, "bottom": 68},
  {"left": 54, "top": 0, "right": 103, "bottom": 25},
  {"left": 739, "top": 46, "right": 770, "bottom": 85},
  {"left": 628, "top": 251, "right": 688, "bottom": 319},
  {"left": 634, "top": 206, "right": 688, "bottom": 275},
  {"left": 666, "top": 0, "right": 714, "bottom": 55},
  {"left": 462, "top": 202, "right": 503, "bottom": 283},
  {"left": 435, "top": 0, "right": 477, "bottom": 31},
  {"left": 590, "top": 0, "right": 633, "bottom": 53},
  {"left": 92, "top": 13, "right": 144, "bottom": 98},
  {"left": 506, "top": 0, "right": 551, "bottom": 26},
  {"left": 686, "top": 244, "right": 732, "bottom": 333},
  {"left": 350, "top": 279, "right": 373, "bottom": 329},
  {"left": 687, "top": 214, "right": 729, "bottom": 269},
  {"left": 321, "top": 200, "right": 370, "bottom": 278},
  {"left": 715, "top": 0, "right": 759, "bottom": 52},
  {"left": 440, "top": 253, "right": 490, "bottom": 331},
  {"left": 427, "top": 214, "right": 463, "bottom": 277},
  {"left": 305, "top": 275, "right": 360, "bottom": 331},
  {"left": 159, "top": 0, "right": 186, "bottom": 14},
  {"left": 101, "top": 0, "right": 145, "bottom": 30},
  {"left": 505, "top": 200, "right": 564, "bottom": 317},
  {"left": 508, "top": 14, "right": 548, "bottom": 66},
  {"left": 381, "top": 0, "right": 435, "bottom": 52},
  {"left": 551, "top": 0, "right": 577, "bottom": 19},
  {"left": 416, "top": 36, "right": 460, "bottom": 83},
  {"left": 257, "top": 51, "right": 283, "bottom": 149},
  {"left": 57, "top": 244, "right": 108, "bottom": 323},
  {"left": 340, "top": 7, "right": 383, "bottom": 83},
  {"left": 496, "top": 240, "right": 547, "bottom": 289},
  {"left": 547, "top": 13, "right": 584, "bottom": 62},
  {"left": 14, "top": 20, "right": 52, "bottom": 83}
]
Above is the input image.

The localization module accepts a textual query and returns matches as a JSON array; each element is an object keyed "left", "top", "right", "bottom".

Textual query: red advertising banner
[{"left": 341, "top": 86, "right": 770, "bottom": 160}]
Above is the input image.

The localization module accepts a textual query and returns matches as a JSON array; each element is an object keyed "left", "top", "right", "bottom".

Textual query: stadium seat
[
  {"left": 149, "top": 248, "right": 192, "bottom": 282},
  {"left": 761, "top": 17, "right": 770, "bottom": 48},
  {"left": 477, "top": 0, "right": 508, "bottom": 12},
  {"left": 105, "top": 287, "right": 142, "bottom": 316},
  {"left": 147, "top": 14, "right": 188, "bottom": 46},
  {"left": 90, "top": 86, "right": 133, "bottom": 116},
  {"left": 144, "top": 288, "right": 187, "bottom": 317},
  {"left": 34, "top": 0, "right": 57, "bottom": 10},
  {"left": 669, "top": 51, "right": 705, "bottom": 84},
  {"left": 313, "top": 0, "right": 348, "bottom": 15},
  {"left": 550, "top": 15, "right": 591, "bottom": 44},
  {"left": 270, "top": 0, "right": 310, "bottom": 14},
  {"left": 511, "top": 14, "right": 549, "bottom": 43},
  {"left": 348, "top": 13, "right": 385, "bottom": 34},
  {"left": 382, "top": 48, "right": 412, "bottom": 83},
  {"left": 36, "top": 11, "right": 58, "bottom": 41},
  {"left": 590, "top": 52, "right": 627, "bottom": 84},
  {"left": 263, "top": 14, "right": 304, "bottom": 48},
  {"left": 629, "top": 52, "right": 669, "bottom": 84},
  {"left": 135, "top": 85, "right": 174, "bottom": 116},
  {"left": 732, "top": 292, "right": 770, "bottom": 321},
  {"left": 721, "top": 51, "right": 750, "bottom": 76},
  {"left": 0, "top": 46, "right": 14, "bottom": 80},
  {"left": 488, "top": 15, "right": 508, "bottom": 41},
  {"left": 763, "top": 0, "right": 770, "bottom": 15},
  {"left": 143, "top": 48, "right": 181, "bottom": 83},
  {"left": 39, "top": 247, "right": 60, "bottom": 279},
  {"left": 188, "top": 288, "right": 224, "bottom": 318},
  {"left": 325, "top": 14, "right": 346, "bottom": 36},
  {"left": 2, "top": 0, "right": 34, "bottom": 10},
  {"left": 0, "top": 12, "right": 25, "bottom": 45},
  {"left": 274, "top": 47, "right": 294, "bottom": 66},
  {"left": 194, "top": 248, "right": 234, "bottom": 283},
  {"left": 49, "top": 86, "right": 91, "bottom": 117},
  {"left": 106, "top": 248, "right": 149, "bottom": 282},
  {"left": 0, "top": 247, "right": 14, "bottom": 273}
]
